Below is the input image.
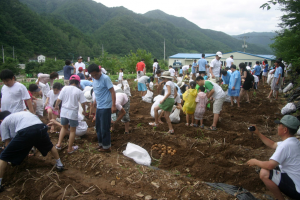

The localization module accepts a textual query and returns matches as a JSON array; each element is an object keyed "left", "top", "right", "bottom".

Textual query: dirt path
[{"left": 0, "top": 82, "right": 285, "bottom": 200}]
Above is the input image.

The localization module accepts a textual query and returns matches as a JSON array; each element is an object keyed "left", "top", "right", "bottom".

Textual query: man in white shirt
[
  {"left": 210, "top": 51, "right": 222, "bottom": 83},
  {"left": 225, "top": 55, "right": 234, "bottom": 68},
  {"left": 182, "top": 65, "right": 191, "bottom": 75},
  {"left": 74, "top": 56, "right": 85, "bottom": 74},
  {"left": 247, "top": 115, "right": 300, "bottom": 200},
  {"left": 169, "top": 66, "right": 175, "bottom": 77}
]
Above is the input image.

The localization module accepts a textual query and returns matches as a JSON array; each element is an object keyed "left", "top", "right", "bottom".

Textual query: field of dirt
[{"left": 0, "top": 81, "right": 286, "bottom": 200}]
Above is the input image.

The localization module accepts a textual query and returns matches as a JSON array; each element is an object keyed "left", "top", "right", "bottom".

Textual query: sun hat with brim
[
  {"left": 69, "top": 75, "right": 81, "bottom": 82},
  {"left": 274, "top": 115, "right": 300, "bottom": 130},
  {"left": 84, "top": 91, "right": 93, "bottom": 102},
  {"left": 161, "top": 71, "right": 173, "bottom": 79}
]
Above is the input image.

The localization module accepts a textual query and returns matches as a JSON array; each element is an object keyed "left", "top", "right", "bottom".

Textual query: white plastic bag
[
  {"left": 117, "top": 83, "right": 122, "bottom": 88},
  {"left": 281, "top": 103, "right": 296, "bottom": 115},
  {"left": 36, "top": 98, "right": 44, "bottom": 116},
  {"left": 113, "top": 85, "right": 124, "bottom": 93},
  {"left": 123, "top": 142, "right": 151, "bottom": 166},
  {"left": 143, "top": 90, "right": 153, "bottom": 103},
  {"left": 169, "top": 108, "right": 180, "bottom": 123},
  {"left": 267, "top": 70, "right": 275, "bottom": 85},
  {"left": 124, "top": 84, "right": 131, "bottom": 97},
  {"left": 224, "top": 91, "right": 231, "bottom": 102},
  {"left": 151, "top": 95, "right": 164, "bottom": 118},
  {"left": 283, "top": 83, "right": 293, "bottom": 93}
]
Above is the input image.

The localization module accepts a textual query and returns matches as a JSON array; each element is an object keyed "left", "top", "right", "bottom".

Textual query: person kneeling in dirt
[
  {"left": 0, "top": 111, "right": 64, "bottom": 192},
  {"left": 111, "top": 93, "right": 130, "bottom": 134},
  {"left": 247, "top": 115, "right": 300, "bottom": 200}
]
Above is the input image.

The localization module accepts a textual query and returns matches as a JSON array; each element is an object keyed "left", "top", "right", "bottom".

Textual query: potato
[
  {"left": 154, "top": 144, "right": 158, "bottom": 146},
  {"left": 158, "top": 150, "right": 162, "bottom": 154},
  {"left": 168, "top": 150, "right": 171, "bottom": 154},
  {"left": 163, "top": 150, "right": 166, "bottom": 153},
  {"left": 168, "top": 146, "right": 171, "bottom": 149},
  {"left": 171, "top": 153, "right": 174, "bottom": 156},
  {"left": 173, "top": 150, "right": 176, "bottom": 153},
  {"left": 158, "top": 144, "right": 161, "bottom": 147},
  {"left": 161, "top": 153, "right": 165, "bottom": 156}
]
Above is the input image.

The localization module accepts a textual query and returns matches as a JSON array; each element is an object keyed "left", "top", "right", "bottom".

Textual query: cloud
[{"left": 94, "top": 0, "right": 282, "bottom": 35}]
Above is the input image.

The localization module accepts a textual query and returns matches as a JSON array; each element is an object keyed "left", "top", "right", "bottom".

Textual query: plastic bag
[
  {"left": 281, "top": 103, "right": 296, "bottom": 115},
  {"left": 143, "top": 90, "right": 153, "bottom": 103},
  {"left": 267, "top": 70, "right": 275, "bottom": 85},
  {"left": 123, "top": 84, "right": 131, "bottom": 97},
  {"left": 36, "top": 98, "right": 44, "bottom": 116},
  {"left": 224, "top": 90, "right": 231, "bottom": 102},
  {"left": 151, "top": 95, "right": 164, "bottom": 118},
  {"left": 123, "top": 142, "right": 151, "bottom": 166},
  {"left": 113, "top": 85, "right": 124, "bottom": 93},
  {"left": 182, "top": 89, "right": 197, "bottom": 114},
  {"left": 117, "top": 83, "right": 122, "bottom": 88},
  {"left": 169, "top": 108, "right": 180, "bottom": 123},
  {"left": 283, "top": 83, "right": 293, "bottom": 93}
]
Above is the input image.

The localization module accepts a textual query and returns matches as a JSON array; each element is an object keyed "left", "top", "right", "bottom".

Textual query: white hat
[
  {"left": 84, "top": 91, "right": 93, "bottom": 102},
  {"left": 161, "top": 71, "right": 173, "bottom": 79},
  {"left": 216, "top": 51, "right": 223, "bottom": 58}
]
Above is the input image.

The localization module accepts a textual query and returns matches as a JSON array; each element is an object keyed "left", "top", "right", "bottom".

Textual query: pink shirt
[
  {"left": 116, "top": 93, "right": 128, "bottom": 111},
  {"left": 195, "top": 92, "right": 208, "bottom": 115}
]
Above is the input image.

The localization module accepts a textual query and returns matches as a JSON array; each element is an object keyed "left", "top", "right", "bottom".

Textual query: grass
[{"left": 136, "top": 123, "right": 143, "bottom": 128}]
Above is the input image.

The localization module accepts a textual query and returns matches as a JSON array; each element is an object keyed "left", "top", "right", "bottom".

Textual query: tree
[{"left": 0, "top": 57, "right": 20, "bottom": 75}]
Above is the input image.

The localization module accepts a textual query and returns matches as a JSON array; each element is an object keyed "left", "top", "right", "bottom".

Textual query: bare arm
[
  {"left": 206, "top": 89, "right": 215, "bottom": 99},
  {"left": 109, "top": 87, "right": 116, "bottom": 113},
  {"left": 252, "top": 125, "right": 277, "bottom": 149},
  {"left": 44, "top": 97, "right": 49, "bottom": 107},
  {"left": 209, "top": 67, "right": 214, "bottom": 78},
  {"left": 114, "top": 108, "right": 126, "bottom": 123},
  {"left": 25, "top": 99, "right": 34, "bottom": 114},
  {"left": 241, "top": 71, "right": 247, "bottom": 79},
  {"left": 247, "top": 159, "right": 279, "bottom": 170},
  {"left": 54, "top": 99, "right": 62, "bottom": 110},
  {"left": 161, "top": 85, "right": 171, "bottom": 102}
]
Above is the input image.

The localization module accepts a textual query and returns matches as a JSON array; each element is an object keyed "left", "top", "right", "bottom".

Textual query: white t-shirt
[
  {"left": 150, "top": 82, "right": 154, "bottom": 90},
  {"left": 115, "top": 93, "right": 128, "bottom": 111},
  {"left": 1, "top": 111, "right": 42, "bottom": 141},
  {"left": 270, "top": 137, "right": 300, "bottom": 192},
  {"left": 169, "top": 68, "right": 175, "bottom": 76},
  {"left": 46, "top": 90, "right": 60, "bottom": 108},
  {"left": 164, "top": 81, "right": 175, "bottom": 99},
  {"left": 58, "top": 86, "right": 86, "bottom": 120},
  {"left": 177, "top": 77, "right": 183, "bottom": 83},
  {"left": 118, "top": 72, "right": 123, "bottom": 80},
  {"left": 153, "top": 62, "right": 158, "bottom": 73},
  {"left": 182, "top": 65, "right": 189, "bottom": 71},
  {"left": 1, "top": 82, "right": 30, "bottom": 113},
  {"left": 225, "top": 57, "right": 234, "bottom": 67},
  {"left": 138, "top": 76, "right": 149, "bottom": 84},
  {"left": 210, "top": 59, "right": 221, "bottom": 77},
  {"left": 174, "top": 94, "right": 181, "bottom": 104},
  {"left": 253, "top": 75, "right": 259, "bottom": 83},
  {"left": 74, "top": 62, "right": 86, "bottom": 74},
  {"left": 206, "top": 81, "right": 225, "bottom": 100}
]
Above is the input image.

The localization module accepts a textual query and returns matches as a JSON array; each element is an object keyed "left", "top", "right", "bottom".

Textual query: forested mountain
[
  {"left": 1, "top": 0, "right": 273, "bottom": 62},
  {"left": 232, "top": 32, "right": 277, "bottom": 52}
]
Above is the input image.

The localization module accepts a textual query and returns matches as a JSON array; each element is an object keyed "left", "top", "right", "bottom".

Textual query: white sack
[
  {"left": 224, "top": 91, "right": 231, "bottom": 102},
  {"left": 113, "top": 85, "right": 124, "bottom": 93},
  {"left": 151, "top": 95, "right": 164, "bottom": 118},
  {"left": 123, "top": 142, "right": 151, "bottom": 166},
  {"left": 283, "top": 83, "right": 293, "bottom": 93},
  {"left": 143, "top": 90, "right": 153, "bottom": 103},
  {"left": 281, "top": 103, "right": 297, "bottom": 115},
  {"left": 124, "top": 84, "right": 131, "bottom": 97},
  {"left": 169, "top": 108, "right": 180, "bottom": 123}
]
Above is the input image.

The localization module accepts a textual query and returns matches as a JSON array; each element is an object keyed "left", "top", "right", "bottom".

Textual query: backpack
[{"left": 157, "top": 63, "right": 160, "bottom": 70}]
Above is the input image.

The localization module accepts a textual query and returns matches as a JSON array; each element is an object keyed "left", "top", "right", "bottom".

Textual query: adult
[
  {"left": 196, "top": 76, "right": 225, "bottom": 130},
  {"left": 225, "top": 55, "right": 234, "bottom": 68},
  {"left": 0, "top": 111, "right": 64, "bottom": 191},
  {"left": 278, "top": 58, "right": 285, "bottom": 88},
  {"left": 221, "top": 70, "right": 231, "bottom": 85},
  {"left": 111, "top": 93, "right": 130, "bottom": 134},
  {"left": 63, "top": 59, "right": 75, "bottom": 86},
  {"left": 268, "top": 60, "right": 282, "bottom": 100},
  {"left": 239, "top": 63, "right": 253, "bottom": 103},
  {"left": 136, "top": 59, "right": 145, "bottom": 80},
  {"left": 262, "top": 60, "right": 269, "bottom": 85},
  {"left": 247, "top": 115, "right": 300, "bottom": 200},
  {"left": 228, "top": 65, "right": 241, "bottom": 107},
  {"left": 74, "top": 56, "right": 85, "bottom": 75},
  {"left": 153, "top": 58, "right": 159, "bottom": 84},
  {"left": 197, "top": 54, "right": 208, "bottom": 77},
  {"left": 88, "top": 64, "right": 116, "bottom": 152},
  {"left": 253, "top": 61, "right": 262, "bottom": 77},
  {"left": 182, "top": 65, "right": 191, "bottom": 75},
  {"left": 192, "top": 59, "right": 198, "bottom": 80},
  {"left": 169, "top": 66, "right": 175, "bottom": 77},
  {"left": 210, "top": 51, "right": 222, "bottom": 83}
]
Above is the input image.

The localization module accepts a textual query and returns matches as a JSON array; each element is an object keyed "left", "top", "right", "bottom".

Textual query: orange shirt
[{"left": 136, "top": 62, "right": 145, "bottom": 72}]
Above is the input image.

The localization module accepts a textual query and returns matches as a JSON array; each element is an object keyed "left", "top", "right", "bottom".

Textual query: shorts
[
  {"left": 0, "top": 124, "right": 53, "bottom": 165},
  {"left": 159, "top": 98, "right": 175, "bottom": 112},
  {"left": 61, "top": 117, "right": 79, "bottom": 127},
  {"left": 118, "top": 98, "right": 130, "bottom": 123},
  {"left": 138, "top": 82, "right": 147, "bottom": 91},
  {"left": 64, "top": 80, "right": 69, "bottom": 86},
  {"left": 45, "top": 106, "right": 59, "bottom": 116},
  {"left": 228, "top": 88, "right": 240, "bottom": 97},
  {"left": 213, "top": 97, "right": 225, "bottom": 114},
  {"left": 242, "top": 81, "right": 253, "bottom": 90},
  {"left": 262, "top": 72, "right": 268, "bottom": 77},
  {"left": 137, "top": 71, "right": 144, "bottom": 79},
  {"left": 269, "top": 169, "right": 300, "bottom": 199},
  {"left": 271, "top": 77, "right": 280, "bottom": 91}
]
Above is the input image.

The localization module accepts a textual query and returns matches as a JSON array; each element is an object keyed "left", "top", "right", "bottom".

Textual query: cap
[
  {"left": 77, "top": 56, "right": 83, "bottom": 60},
  {"left": 28, "top": 84, "right": 41, "bottom": 92},
  {"left": 274, "top": 115, "right": 300, "bottom": 130},
  {"left": 78, "top": 67, "right": 83, "bottom": 71},
  {"left": 216, "top": 51, "right": 222, "bottom": 58},
  {"left": 69, "top": 74, "right": 81, "bottom": 82}
]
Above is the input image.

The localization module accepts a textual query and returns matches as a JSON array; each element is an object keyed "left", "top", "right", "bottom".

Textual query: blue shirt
[
  {"left": 222, "top": 71, "right": 231, "bottom": 85},
  {"left": 229, "top": 70, "right": 241, "bottom": 89},
  {"left": 192, "top": 62, "right": 197, "bottom": 70},
  {"left": 63, "top": 65, "right": 73, "bottom": 80},
  {"left": 174, "top": 83, "right": 182, "bottom": 96},
  {"left": 179, "top": 69, "right": 183, "bottom": 74},
  {"left": 204, "top": 75, "right": 208, "bottom": 80},
  {"left": 264, "top": 64, "right": 269, "bottom": 72},
  {"left": 254, "top": 65, "right": 261, "bottom": 76},
  {"left": 80, "top": 80, "right": 93, "bottom": 90},
  {"left": 198, "top": 58, "right": 207, "bottom": 72},
  {"left": 274, "top": 67, "right": 282, "bottom": 78},
  {"left": 92, "top": 74, "right": 113, "bottom": 109}
]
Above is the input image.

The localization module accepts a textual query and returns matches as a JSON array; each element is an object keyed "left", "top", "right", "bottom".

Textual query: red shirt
[{"left": 136, "top": 62, "right": 145, "bottom": 72}]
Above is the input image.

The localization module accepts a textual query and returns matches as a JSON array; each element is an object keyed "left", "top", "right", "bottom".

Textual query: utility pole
[
  {"left": 13, "top": 46, "right": 14, "bottom": 59},
  {"left": 164, "top": 39, "right": 165, "bottom": 61},
  {"left": 2, "top": 45, "right": 4, "bottom": 63}
]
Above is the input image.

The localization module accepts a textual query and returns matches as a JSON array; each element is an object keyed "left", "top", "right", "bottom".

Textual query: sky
[{"left": 94, "top": 0, "right": 283, "bottom": 35}]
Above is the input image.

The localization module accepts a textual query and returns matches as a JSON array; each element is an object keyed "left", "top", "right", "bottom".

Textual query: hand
[
  {"left": 276, "top": 81, "right": 279, "bottom": 85},
  {"left": 111, "top": 105, "right": 117, "bottom": 114},
  {"left": 160, "top": 100, "right": 165, "bottom": 104},
  {"left": 54, "top": 106, "right": 59, "bottom": 111},
  {"left": 232, "top": 86, "right": 235, "bottom": 90},
  {"left": 111, "top": 120, "right": 115, "bottom": 124},
  {"left": 92, "top": 116, "right": 96, "bottom": 122},
  {"left": 247, "top": 159, "right": 258, "bottom": 167},
  {"left": 250, "top": 125, "right": 259, "bottom": 135},
  {"left": 212, "top": 75, "right": 215, "bottom": 79}
]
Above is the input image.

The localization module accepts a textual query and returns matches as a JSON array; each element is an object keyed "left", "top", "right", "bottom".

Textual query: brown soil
[{"left": 0, "top": 82, "right": 285, "bottom": 200}]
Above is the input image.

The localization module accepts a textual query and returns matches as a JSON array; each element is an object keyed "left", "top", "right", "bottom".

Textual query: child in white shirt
[
  {"left": 45, "top": 82, "right": 63, "bottom": 133},
  {"left": 253, "top": 75, "right": 259, "bottom": 90},
  {"left": 118, "top": 69, "right": 124, "bottom": 84},
  {"left": 149, "top": 76, "right": 154, "bottom": 91}
]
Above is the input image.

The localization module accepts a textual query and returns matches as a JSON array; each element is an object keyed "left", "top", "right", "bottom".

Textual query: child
[
  {"left": 177, "top": 74, "right": 183, "bottom": 83},
  {"left": 55, "top": 75, "right": 86, "bottom": 154},
  {"left": 77, "top": 67, "right": 85, "bottom": 80},
  {"left": 118, "top": 68, "right": 124, "bottom": 84},
  {"left": 27, "top": 84, "right": 42, "bottom": 114},
  {"left": 179, "top": 67, "right": 183, "bottom": 75},
  {"left": 194, "top": 86, "right": 208, "bottom": 128},
  {"left": 182, "top": 81, "right": 197, "bottom": 126},
  {"left": 253, "top": 75, "right": 259, "bottom": 90},
  {"left": 45, "top": 82, "right": 63, "bottom": 133},
  {"left": 175, "top": 68, "right": 179, "bottom": 77},
  {"left": 203, "top": 72, "right": 208, "bottom": 80},
  {"left": 184, "top": 72, "right": 190, "bottom": 81},
  {"left": 0, "top": 69, "right": 34, "bottom": 114},
  {"left": 149, "top": 71, "right": 176, "bottom": 134},
  {"left": 149, "top": 76, "right": 154, "bottom": 91}
]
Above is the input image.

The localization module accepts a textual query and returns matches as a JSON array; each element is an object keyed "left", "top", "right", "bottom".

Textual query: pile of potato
[{"left": 151, "top": 144, "right": 176, "bottom": 157}]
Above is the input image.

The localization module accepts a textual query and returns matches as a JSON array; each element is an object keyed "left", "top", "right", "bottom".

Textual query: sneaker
[{"left": 56, "top": 165, "right": 64, "bottom": 172}]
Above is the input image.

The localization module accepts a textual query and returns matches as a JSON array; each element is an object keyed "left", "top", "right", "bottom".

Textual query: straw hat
[{"left": 161, "top": 71, "right": 173, "bottom": 79}]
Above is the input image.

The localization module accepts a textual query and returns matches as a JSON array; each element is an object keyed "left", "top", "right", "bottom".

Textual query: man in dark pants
[{"left": 0, "top": 111, "right": 64, "bottom": 192}]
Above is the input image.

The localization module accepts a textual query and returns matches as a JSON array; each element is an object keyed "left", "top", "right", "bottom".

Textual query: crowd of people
[{"left": 0, "top": 53, "right": 299, "bottom": 200}]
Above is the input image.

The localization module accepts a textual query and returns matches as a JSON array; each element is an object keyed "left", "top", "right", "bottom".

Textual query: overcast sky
[{"left": 94, "top": 0, "right": 282, "bottom": 35}]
